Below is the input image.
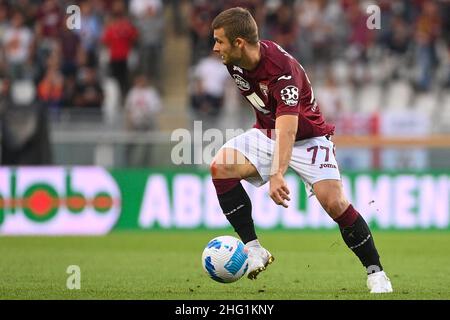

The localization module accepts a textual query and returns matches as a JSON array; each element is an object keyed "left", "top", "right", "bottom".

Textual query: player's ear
[{"left": 234, "top": 37, "right": 245, "bottom": 49}]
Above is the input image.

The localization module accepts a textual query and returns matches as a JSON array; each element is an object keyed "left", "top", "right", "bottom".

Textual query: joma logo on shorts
[{"left": 319, "top": 163, "right": 337, "bottom": 169}]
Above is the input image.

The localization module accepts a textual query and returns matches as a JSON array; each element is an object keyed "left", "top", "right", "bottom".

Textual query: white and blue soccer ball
[{"left": 201, "top": 235, "right": 249, "bottom": 283}]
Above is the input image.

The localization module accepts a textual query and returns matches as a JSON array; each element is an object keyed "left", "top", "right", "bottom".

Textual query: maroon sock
[
  {"left": 333, "top": 204, "right": 359, "bottom": 228},
  {"left": 335, "top": 205, "right": 383, "bottom": 274},
  {"left": 212, "top": 178, "right": 256, "bottom": 243},
  {"left": 212, "top": 178, "right": 241, "bottom": 195}
]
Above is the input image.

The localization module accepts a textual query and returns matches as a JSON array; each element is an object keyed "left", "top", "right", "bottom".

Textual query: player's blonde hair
[{"left": 212, "top": 7, "right": 259, "bottom": 45}]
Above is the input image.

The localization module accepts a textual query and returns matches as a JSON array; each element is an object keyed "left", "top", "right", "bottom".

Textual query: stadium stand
[{"left": 0, "top": 0, "right": 448, "bottom": 169}]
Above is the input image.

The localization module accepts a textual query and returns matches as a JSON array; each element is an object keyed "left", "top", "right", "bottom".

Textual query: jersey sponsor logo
[
  {"left": 259, "top": 82, "right": 268, "bottom": 97},
  {"left": 277, "top": 75, "right": 292, "bottom": 81},
  {"left": 233, "top": 74, "right": 250, "bottom": 91},
  {"left": 233, "top": 65, "right": 243, "bottom": 73},
  {"left": 280, "top": 85, "right": 299, "bottom": 106}
]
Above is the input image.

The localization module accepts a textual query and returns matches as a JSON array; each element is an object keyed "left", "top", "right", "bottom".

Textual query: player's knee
[
  {"left": 322, "top": 197, "right": 349, "bottom": 219},
  {"left": 210, "top": 160, "right": 237, "bottom": 179}
]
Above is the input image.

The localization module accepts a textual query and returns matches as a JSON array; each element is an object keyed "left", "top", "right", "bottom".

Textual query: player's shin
[
  {"left": 212, "top": 178, "right": 257, "bottom": 244},
  {"left": 334, "top": 204, "right": 383, "bottom": 275}
]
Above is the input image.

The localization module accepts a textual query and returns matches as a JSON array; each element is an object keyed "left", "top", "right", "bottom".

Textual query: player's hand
[{"left": 269, "top": 173, "right": 290, "bottom": 208}]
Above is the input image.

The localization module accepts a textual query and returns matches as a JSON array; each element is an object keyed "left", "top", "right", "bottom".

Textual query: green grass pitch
[{"left": 0, "top": 230, "right": 449, "bottom": 300}]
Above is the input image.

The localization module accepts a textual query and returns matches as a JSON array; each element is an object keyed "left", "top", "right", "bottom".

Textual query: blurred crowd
[
  {"left": 0, "top": 0, "right": 165, "bottom": 165},
  {"left": 0, "top": 0, "right": 448, "bottom": 111},
  {"left": 0, "top": 0, "right": 449, "bottom": 165},
  {"left": 189, "top": 0, "right": 450, "bottom": 120},
  {"left": 0, "top": 0, "right": 164, "bottom": 111}
]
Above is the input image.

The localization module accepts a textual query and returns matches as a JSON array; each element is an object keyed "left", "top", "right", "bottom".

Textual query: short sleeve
[{"left": 270, "top": 72, "right": 303, "bottom": 117}]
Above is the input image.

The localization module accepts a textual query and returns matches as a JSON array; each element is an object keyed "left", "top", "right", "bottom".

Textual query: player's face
[{"left": 213, "top": 28, "right": 241, "bottom": 65}]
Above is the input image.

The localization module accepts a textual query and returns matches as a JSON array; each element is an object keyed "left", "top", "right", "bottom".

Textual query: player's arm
[{"left": 269, "top": 114, "right": 298, "bottom": 208}]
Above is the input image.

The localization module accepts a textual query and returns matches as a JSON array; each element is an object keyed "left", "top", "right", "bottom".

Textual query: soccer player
[{"left": 209, "top": 7, "right": 393, "bottom": 293}]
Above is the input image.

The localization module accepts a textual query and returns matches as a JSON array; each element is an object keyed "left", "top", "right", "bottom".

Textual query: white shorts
[{"left": 220, "top": 128, "right": 341, "bottom": 196}]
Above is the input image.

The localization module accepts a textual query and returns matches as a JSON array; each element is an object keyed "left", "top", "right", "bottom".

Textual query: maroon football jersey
[{"left": 226, "top": 40, "right": 335, "bottom": 140}]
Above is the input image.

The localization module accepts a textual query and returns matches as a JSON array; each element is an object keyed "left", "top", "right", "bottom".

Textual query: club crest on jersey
[
  {"left": 280, "top": 85, "right": 299, "bottom": 106},
  {"left": 259, "top": 82, "right": 268, "bottom": 97},
  {"left": 233, "top": 74, "right": 250, "bottom": 91}
]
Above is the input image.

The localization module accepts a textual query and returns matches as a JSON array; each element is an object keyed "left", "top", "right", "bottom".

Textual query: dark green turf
[{"left": 0, "top": 230, "right": 449, "bottom": 299}]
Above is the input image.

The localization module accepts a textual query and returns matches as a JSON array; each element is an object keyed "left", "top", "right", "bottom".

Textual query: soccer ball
[{"left": 201, "top": 235, "right": 249, "bottom": 283}]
